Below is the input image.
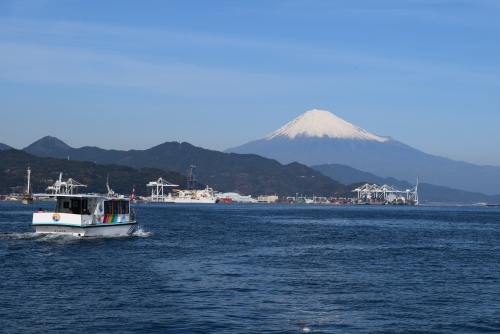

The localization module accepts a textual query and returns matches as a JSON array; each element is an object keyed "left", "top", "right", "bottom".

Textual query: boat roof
[{"left": 35, "top": 194, "right": 130, "bottom": 200}]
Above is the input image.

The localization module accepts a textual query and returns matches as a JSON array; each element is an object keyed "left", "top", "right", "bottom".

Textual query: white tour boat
[{"left": 30, "top": 194, "right": 137, "bottom": 237}]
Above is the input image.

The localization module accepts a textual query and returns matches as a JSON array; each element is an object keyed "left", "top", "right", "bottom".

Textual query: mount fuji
[
  {"left": 261, "top": 109, "right": 390, "bottom": 143},
  {"left": 226, "top": 109, "right": 500, "bottom": 195}
]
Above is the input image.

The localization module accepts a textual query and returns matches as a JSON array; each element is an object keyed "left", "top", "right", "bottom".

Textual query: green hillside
[
  {"left": 23, "top": 137, "right": 350, "bottom": 197},
  {"left": 0, "top": 150, "right": 186, "bottom": 196}
]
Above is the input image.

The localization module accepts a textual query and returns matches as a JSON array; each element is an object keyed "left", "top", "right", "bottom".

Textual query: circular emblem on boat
[
  {"left": 98, "top": 204, "right": 103, "bottom": 212},
  {"left": 52, "top": 213, "right": 60, "bottom": 222}
]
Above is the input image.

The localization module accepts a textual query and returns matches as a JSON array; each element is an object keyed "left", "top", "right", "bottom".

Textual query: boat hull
[
  {"left": 22, "top": 198, "right": 34, "bottom": 205},
  {"left": 164, "top": 198, "right": 217, "bottom": 204},
  {"left": 155, "top": 195, "right": 217, "bottom": 204},
  {"left": 29, "top": 222, "right": 136, "bottom": 237},
  {"left": 159, "top": 186, "right": 218, "bottom": 204}
]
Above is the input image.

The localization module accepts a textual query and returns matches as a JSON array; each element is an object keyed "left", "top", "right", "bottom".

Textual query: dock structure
[
  {"left": 352, "top": 178, "right": 419, "bottom": 205},
  {"left": 46, "top": 172, "right": 87, "bottom": 195},
  {"left": 146, "top": 177, "right": 178, "bottom": 202}
]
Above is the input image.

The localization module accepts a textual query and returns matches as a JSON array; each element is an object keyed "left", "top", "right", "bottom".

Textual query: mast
[
  {"left": 26, "top": 167, "right": 31, "bottom": 195},
  {"left": 415, "top": 177, "right": 419, "bottom": 205},
  {"left": 130, "top": 185, "right": 136, "bottom": 201},
  {"left": 21, "top": 166, "right": 33, "bottom": 204},
  {"left": 187, "top": 164, "right": 198, "bottom": 190},
  {"left": 57, "top": 172, "right": 63, "bottom": 194},
  {"left": 106, "top": 174, "right": 114, "bottom": 196}
]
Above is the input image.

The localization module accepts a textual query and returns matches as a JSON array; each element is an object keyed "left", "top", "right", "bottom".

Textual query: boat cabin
[
  {"left": 54, "top": 195, "right": 130, "bottom": 216},
  {"left": 55, "top": 196, "right": 93, "bottom": 215},
  {"left": 30, "top": 178, "right": 137, "bottom": 235},
  {"left": 32, "top": 194, "right": 132, "bottom": 227}
]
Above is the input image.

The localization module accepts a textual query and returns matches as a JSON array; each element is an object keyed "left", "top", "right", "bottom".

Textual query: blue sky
[{"left": 1, "top": 0, "right": 499, "bottom": 165}]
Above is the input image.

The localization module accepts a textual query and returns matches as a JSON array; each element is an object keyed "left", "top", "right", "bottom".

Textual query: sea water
[{"left": 1, "top": 202, "right": 500, "bottom": 333}]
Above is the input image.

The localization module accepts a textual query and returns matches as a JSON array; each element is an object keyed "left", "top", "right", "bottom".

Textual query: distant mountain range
[
  {"left": 312, "top": 164, "right": 414, "bottom": 189},
  {"left": 226, "top": 109, "right": 500, "bottom": 195},
  {"left": 0, "top": 136, "right": 500, "bottom": 203},
  {"left": 19, "top": 136, "right": 349, "bottom": 197},
  {"left": 0, "top": 149, "right": 186, "bottom": 196}
]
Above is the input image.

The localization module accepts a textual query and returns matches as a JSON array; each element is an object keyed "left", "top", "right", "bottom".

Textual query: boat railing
[{"left": 131, "top": 208, "right": 138, "bottom": 222}]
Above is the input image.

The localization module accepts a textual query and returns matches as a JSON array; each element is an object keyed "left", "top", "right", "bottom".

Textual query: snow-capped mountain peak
[{"left": 263, "top": 109, "right": 389, "bottom": 142}]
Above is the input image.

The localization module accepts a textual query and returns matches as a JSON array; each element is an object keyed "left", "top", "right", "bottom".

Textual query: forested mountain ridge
[
  {"left": 0, "top": 143, "right": 13, "bottom": 150},
  {"left": 0, "top": 150, "right": 186, "bottom": 196},
  {"left": 23, "top": 137, "right": 349, "bottom": 197}
]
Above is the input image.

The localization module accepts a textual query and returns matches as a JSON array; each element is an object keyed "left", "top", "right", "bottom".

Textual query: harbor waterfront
[{"left": 1, "top": 202, "right": 500, "bottom": 333}]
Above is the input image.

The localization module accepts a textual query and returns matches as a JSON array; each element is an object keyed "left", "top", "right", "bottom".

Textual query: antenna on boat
[
  {"left": 58, "top": 172, "right": 62, "bottom": 193},
  {"left": 106, "top": 174, "right": 114, "bottom": 197}
]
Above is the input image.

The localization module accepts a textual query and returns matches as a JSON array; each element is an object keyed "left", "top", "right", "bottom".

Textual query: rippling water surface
[{"left": 1, "top": 202, "right": 500, "bottom": 333}]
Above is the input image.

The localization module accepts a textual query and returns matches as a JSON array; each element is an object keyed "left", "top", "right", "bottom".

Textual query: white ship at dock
[
  {"left": 146, "top": 164, "right": 218, "bottom": 204},
  {"left": 165, "top": 186, "right": 218, "bottom": 204},
  {"left": 146, "top": 178, "right": 218, "bottom": 204}
]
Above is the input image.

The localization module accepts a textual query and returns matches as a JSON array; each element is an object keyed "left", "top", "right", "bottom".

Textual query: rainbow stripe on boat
[{"left": 103, "top": 215, "right": 118, "bottom": 223}]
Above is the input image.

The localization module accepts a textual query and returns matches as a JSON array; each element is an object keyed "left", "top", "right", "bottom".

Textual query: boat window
[
  {"left": 112, "top": 201, "right": 119, "bottom": 214},
  {"left": 121, "top": 201, "right": 129, "bottom": 214},
  {"left": 103, "top": 200, "right": 129, "bottom": 214},
  {"left": 63, "top": 201, "right": 70, "bottom": 209},
  {"left": 82, "top": 200, "right": 89, "bottom": 215},
  {"left": 71, "top": 199, "right": 81, "bottom": 214},
  {"left": 104, "top": 201, "right": 112, "bottom": 215}
]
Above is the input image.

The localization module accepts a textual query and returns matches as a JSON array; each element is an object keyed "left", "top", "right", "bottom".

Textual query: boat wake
[
  {"left": 132, "top": 226, "right": 153, "bottom": 237},
  {"left": 0, "top": 231, "right": 79, "bottom": 243},
  {"left": 0, "top": 226, "right": 153, "bottom": 244},
  {"left": 0, "top": 226, "right": 152, "bottom": 241}
]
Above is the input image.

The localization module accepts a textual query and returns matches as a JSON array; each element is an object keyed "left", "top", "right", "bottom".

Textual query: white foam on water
[
  {"left": 132, "top": 226, "right": 153, "bottom": 237},
  {"left": 40, "top": 233, "right": 81, "bottom": 244},
  {"left": 0, "top": 231, "right": 80, "bottom": 244},
  {"left": 0, "top": 226, "right": 152, "bottom": 241},
  {"left": 0, "top": 232, "right": 35, "bottom": 240}
]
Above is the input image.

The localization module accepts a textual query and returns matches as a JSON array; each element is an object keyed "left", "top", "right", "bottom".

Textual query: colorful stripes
[
  {"left": 102, "top": 215, "right": 128, "bottom": 223},
  {"left": 103, "top": 215, "right": 117, "bottom": 223}
]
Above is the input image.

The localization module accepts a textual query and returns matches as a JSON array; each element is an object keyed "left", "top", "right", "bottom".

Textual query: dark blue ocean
[{"left": 1, "top": 202, "right": 500, "bottom": 333}]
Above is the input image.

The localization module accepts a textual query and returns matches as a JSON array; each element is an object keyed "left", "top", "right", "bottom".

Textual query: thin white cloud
[
  {"left": 0, "top": 41, "right": 317, "bottom": 97},
  {"left": 0, "top": 17, "right": 498, "bottom": 96},
  {"left": 220, "top": 0, "right": 500, "bottom": 29},
  {"left": 8, "top": 0, "right": 57, "bottom": 14}
]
